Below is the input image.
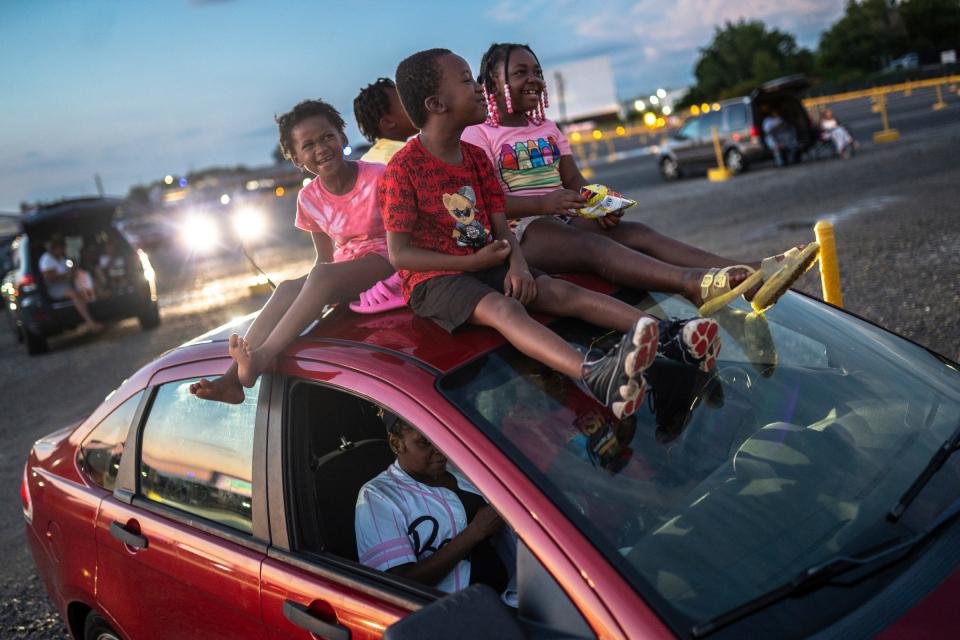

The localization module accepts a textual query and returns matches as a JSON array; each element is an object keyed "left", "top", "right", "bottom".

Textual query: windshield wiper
[
  {"left": 690, "top": 497, "right": 960, "bottom": 638},
  {"left": 888, "top": 422, "right": 960, "bottom": 522}
]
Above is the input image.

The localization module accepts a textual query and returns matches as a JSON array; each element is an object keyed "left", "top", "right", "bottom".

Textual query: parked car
[
  {"left": 23, "top": 275, "right": 960, "bottom": 639},
  {"left": 1, "top": 198, "right": 159, "bottom": 354},
  {"left": 658, "top": 76, "right": 817, "bottom": 180}
]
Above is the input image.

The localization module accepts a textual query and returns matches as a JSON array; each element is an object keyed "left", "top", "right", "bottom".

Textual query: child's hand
[
  {"left": 596, "top": 209, "right": 624, "bottom": 229},
  {"left": 504, "top": 266, "right": 537, "bottom": 305},
  {"left": 543, "top": 189, "right": 588, "bottom": 216},
  {"left": 470, "top": 239, "right": 511, "bottom": 271}
]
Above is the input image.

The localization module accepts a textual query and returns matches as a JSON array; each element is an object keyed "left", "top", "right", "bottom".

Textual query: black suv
[
  {"left": 658, "top": 76, "right": 816, "bottom": 180},
  {"left": 1, "top": 198, "right": 159, "bottom": 354}
]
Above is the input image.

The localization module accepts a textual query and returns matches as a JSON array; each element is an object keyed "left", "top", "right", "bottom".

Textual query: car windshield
[{"left": 438, "top": 291, "right": 960, "bottom": 637}]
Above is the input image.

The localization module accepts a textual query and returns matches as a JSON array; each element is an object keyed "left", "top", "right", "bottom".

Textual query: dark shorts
[{"left": 409, "top": 264, "right": 546, "bottom": 333}]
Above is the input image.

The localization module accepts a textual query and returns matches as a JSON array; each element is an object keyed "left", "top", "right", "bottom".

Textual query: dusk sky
[{"left": 0, "top": 0, "right": 845, "bottom": 212}]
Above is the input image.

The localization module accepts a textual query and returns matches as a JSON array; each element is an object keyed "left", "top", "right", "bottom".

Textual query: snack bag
[{"left": 577, "top": 184, "right": 637, "bottom": 219}]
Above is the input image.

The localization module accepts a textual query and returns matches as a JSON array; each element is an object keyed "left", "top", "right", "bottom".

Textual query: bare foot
[
  {"left": 189, "top": 375, "right": 246, "bottom": 404},
  {"left": 229, "top": 334, "right": 265, "bottom": 388},
  {"left": 85, "top": 321, "right": 105, "bottom": 333},
  {"left": 686, "top": 266, "right": 758, "bottom": 307},
  {"left": 726, "top": 267, "right": 762, "bottom": 302}
]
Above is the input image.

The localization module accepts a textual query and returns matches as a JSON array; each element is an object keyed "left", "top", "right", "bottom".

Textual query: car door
[
  {"left": 259, "top": 353, "right": 639, "bottom": 640},
  {"left": 260, "top": 365, "right": 434, "bottom": 640},
  {"left": 95, "top": 359, "right": 270, "bottom": 640}
]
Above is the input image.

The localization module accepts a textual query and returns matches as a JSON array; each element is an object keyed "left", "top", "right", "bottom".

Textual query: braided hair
[
  {"left": 353, "top": 78, "right": 395, "bottom": 144},
  {"left": 275, "top": 99, "right": 346, "bottom": 163},
  {"left": 477, "top": 42, "right": 548, "bottom": 126}
]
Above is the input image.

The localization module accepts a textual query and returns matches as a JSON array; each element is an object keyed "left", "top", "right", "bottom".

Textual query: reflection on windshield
[{"left": 439, "top": 291, "right": 960, "bottom": 637}]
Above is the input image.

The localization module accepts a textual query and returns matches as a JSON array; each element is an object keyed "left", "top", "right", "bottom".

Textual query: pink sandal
[{"left": 349, "top": 273, "right": 405, "bottom": 314}]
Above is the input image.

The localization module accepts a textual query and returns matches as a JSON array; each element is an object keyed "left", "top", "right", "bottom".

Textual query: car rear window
[
  {"left": 138, "top": 379, "right": 260, "bottom": 534},
  {"left": 78, "top": 391, "right": 144, "bottom": 492}
]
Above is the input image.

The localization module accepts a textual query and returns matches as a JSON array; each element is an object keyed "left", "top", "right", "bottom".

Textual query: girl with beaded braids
[
  {"left": 189, "top": 99, "right": 394, "bottom": 404},
  {"left": 461, "top": 42, "right": 819, "bottom": 318}
]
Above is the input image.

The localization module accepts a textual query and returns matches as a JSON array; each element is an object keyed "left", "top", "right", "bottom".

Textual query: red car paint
[{"left": 23, "top": 281, "right": 960, "bottom": 639}]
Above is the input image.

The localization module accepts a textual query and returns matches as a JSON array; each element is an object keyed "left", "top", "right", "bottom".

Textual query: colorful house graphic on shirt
[{"left": 499, "top": 136, "right": 563, "bottom": 192}]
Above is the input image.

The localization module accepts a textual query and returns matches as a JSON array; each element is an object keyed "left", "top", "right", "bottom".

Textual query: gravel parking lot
[{"left": 1, "top": 112, "right": 957, "bottom": 639}]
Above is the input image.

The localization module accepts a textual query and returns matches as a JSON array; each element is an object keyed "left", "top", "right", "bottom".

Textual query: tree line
[{"left": 681, "top": 0, "right": 960, "bottom": 107}]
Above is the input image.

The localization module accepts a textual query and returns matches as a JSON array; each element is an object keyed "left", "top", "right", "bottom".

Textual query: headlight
[
  {"left": 180, "top": 214, "right": 220, "bottom": 253},
  {"left": 231, "top": 207, "right": 266, "bottom": 242}
]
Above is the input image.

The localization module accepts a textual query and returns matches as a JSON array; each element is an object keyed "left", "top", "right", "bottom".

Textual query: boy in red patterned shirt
[{"left": 380, "top": 49, "right": 720, "bottom": 418}]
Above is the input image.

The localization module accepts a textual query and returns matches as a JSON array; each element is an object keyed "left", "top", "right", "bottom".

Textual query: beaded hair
[{"left": 478, "top": 42, "right": 549, "bottom": 127}]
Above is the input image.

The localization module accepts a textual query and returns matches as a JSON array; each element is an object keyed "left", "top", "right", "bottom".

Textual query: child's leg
[
  {"left": 191, "top": 274, "right": 307, "bottom": 403},
  {"left": 520, "top": 219, "right": 745, "bottom": 306},
  {"left": 469, "top": 292, "right": 583, "bottom": 378},
  {"left": 566, "top": 217, "right": 752, "bottom": 271},
  {"left": 526, "top": 275, "right": 643, "bottom": 333},
  {"left": 469, "top": 291, "right": 654, "bottom": 418},
  {"left": 530, "top": 275, "right": 722, "bottom": 373},
  {"left": 233, "top": 255, "right": 392, "bottom": 387}
]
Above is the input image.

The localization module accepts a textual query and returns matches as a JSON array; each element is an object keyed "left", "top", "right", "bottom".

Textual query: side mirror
[{"left": 384, "top": 584, "right": 525, "bottom": 640}]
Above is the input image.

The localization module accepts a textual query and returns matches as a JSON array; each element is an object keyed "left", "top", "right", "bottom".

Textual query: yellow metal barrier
[
  {"left": 933, "top": 84, "right": 947, "bottom": 111},
  {"left": 563, "top": 73, "right": 957, "bottom": 174},
  {"left": 814, "top": 220, "right": 843, "bottom": 307},
  {"left": 803, "top": 74, "right": 960, "bottom": 107},
  {"left": 872, "top": 93, "right": 901, "bottom": 143}
]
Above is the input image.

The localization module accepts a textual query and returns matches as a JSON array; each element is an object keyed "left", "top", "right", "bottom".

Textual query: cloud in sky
[{"left": 2, "top": 1, "right": 847, "bottom": 209}]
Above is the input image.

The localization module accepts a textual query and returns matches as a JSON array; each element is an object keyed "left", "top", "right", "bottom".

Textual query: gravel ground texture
[{"left": 0, "top": 117, "right": 957, "bottom": 639}]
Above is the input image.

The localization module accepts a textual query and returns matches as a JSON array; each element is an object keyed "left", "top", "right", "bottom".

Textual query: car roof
[
  {"left": 20, "top": 197, "right": 124, "bottom": 237},
  {"left": 176, "top": 273, "right": 617, "bottom": 375}
]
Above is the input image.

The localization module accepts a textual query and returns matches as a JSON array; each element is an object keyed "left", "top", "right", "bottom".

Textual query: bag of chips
[{"left": 577, "top": 184, "right": 637, "bottom": 219}]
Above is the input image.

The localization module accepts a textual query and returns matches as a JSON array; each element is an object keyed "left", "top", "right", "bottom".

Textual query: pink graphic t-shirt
[
  {"left": 294, "top": 161, "right": 389, "bottom": 262},
  {"left": 461, "top": 119, "right": 572, "bottom": 197}
]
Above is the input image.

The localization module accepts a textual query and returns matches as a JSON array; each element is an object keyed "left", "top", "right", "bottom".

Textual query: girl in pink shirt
[
  {"left": 463, "top": 43, "right": 817, "bottom": 316},
  {"left": 191, "top": 99, "right": 394, "bottom": 403}
]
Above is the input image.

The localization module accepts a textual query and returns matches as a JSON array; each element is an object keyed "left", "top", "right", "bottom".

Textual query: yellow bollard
[
  {"left": 707, "top": 126, "right": 732, "bottom": 182},
  {"left": 933, "top": 84, "right": 947, "bottom": 111},
  {"left": 872, "top": 94, "right": 901, "bottom": 143},
  {"left": 814, "top": 220, "right": 843, "bottom": 307}
]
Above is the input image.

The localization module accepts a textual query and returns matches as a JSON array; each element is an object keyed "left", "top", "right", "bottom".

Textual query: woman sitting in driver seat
[{"left": 355, "top": 415, "right": 516, "bottom": 604}]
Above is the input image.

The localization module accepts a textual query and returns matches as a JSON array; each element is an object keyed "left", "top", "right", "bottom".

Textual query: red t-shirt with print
[{"left": 379, "top": 137, "right": 506, "bottom": 300}]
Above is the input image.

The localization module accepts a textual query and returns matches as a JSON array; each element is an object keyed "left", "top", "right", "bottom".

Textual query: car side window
[
  {"left": 139, "top": 378, "right": 260, "bottom": 534},
  {"left": 678, "top": 118, "right": 700, "bottom": 140},
  {"left": 78, "top": 390, "right": 144, "bottom": 492},
  {"left": 285, "top": 380, "right": 396, "bottom": 559},
  {"left": 726, "top": 103, "right": 749, "bottom": 130},
  {"left": 700, "top": 110, "right": 721, "bottom": 137}
]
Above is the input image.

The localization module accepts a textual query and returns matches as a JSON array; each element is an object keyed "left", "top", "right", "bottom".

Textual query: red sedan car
[{"left": 23, "top": 281, "right": 960, "bottom": 639}]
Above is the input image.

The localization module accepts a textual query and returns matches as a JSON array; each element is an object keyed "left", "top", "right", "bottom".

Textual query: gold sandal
[
  {"left": 697, "top": 265, "right": 762, "bottom": 317},
  {"left": 751, "top": 243, "right": 820, "bottom": 313}
]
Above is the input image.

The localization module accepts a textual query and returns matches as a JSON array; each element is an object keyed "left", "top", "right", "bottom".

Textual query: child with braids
[
  {"left": 354, "top": 77, "right": 419, "bottom": 165},
  {"left": 190, "top": 99, "right": 393, "bottom": 403},
  {"left": 462, "top": 42, "right": 819, "bottom": 320},
  {"left": 382, "top": 49, "right": 723, "bottom": 419}
]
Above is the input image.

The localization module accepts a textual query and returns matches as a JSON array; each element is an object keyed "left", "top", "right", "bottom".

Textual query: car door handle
[
  {"left": 110, "top": 521, "right": 148, "bottom": 550},
  {"left": 283, "top": 600, "right": 351, "bottom": 640}
]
